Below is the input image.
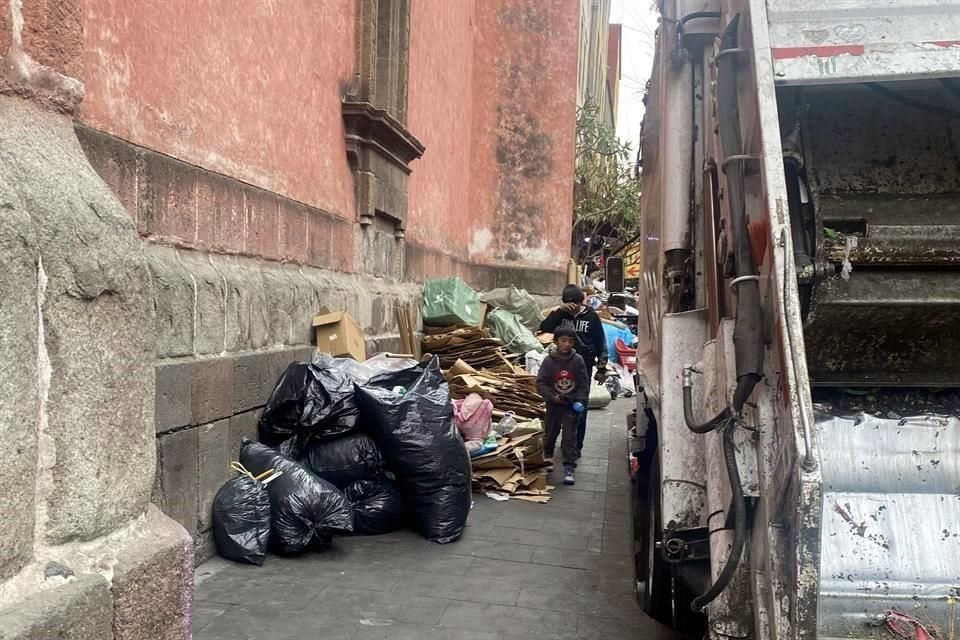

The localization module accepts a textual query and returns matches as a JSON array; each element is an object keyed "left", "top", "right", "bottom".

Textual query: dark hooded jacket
[
  {"left": 539, "top": 306, "right": 608, "bottom": 369},
  {"left": 536, "top": 348, "right": 589, "bottom": 406}
]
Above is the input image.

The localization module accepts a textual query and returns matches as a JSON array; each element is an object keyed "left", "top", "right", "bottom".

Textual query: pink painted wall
[
  {"left": 75, "top": 0, "right": 576, "bottom": 279},
  {"left": 407, "top": 0, "right": 577, "bottom": 274},
  {"left": 79, "top": 0, "right": 356, "bottom": 220},
  {"left": 406, "top": 0, "right": 476, "bottom": 258},
  {"left": 468, "top": 0, "right": 578, "bottom": 270}
]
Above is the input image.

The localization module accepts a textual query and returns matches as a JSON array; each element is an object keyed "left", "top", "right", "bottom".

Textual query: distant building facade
[{"left": 578, "top": 0, "right": 619, "bottom": 130}]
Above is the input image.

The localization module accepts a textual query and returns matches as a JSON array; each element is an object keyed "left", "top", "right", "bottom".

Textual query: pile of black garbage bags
[{"left": 212, "top": 355, "right": 471, "bottom": 566}]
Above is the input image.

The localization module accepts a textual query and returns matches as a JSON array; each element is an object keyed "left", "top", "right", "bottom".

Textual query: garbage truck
[{"left": 630, "top": 1, "right": 960, "bottom": 638}]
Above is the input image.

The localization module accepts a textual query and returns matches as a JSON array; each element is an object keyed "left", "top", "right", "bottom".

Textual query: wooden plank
[{"left": 396, "top": 305, "right": 411, "bottom": 355}]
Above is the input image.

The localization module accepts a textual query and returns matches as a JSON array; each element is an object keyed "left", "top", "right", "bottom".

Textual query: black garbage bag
[
  {"left": 344, "top": 478, "right": 408, "bottom": 535},
  {"left": 295, "top": 432, "right": 385, "bottom": 489},
  {"left": 211, "top": 472, "right": 272, "bottom": 565},
  {"left": 258, "top": 358, "right": 361, "bottom": 448},
  {"left": 239, "top": 440, "right": 353, "bottom": 554},
  {"left": 356, "top": 357, "right": 471, "bottom": 543}
]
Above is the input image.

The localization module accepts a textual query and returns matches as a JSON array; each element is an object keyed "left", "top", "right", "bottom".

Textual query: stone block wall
[
  {"left": 77, "top": 117, "right": 424, "bottom": 566},
  {"left": 153, "top": 347, "right": 310, "bottom": 563},
  {"left": 0, "top": 93, "right": 192, "bottom": 639},
  {"left": 141, "top": 244, "right": 420, "bottom": 563}
]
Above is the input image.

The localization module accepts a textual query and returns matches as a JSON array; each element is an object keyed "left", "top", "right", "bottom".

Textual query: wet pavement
[{"left": 192, "top": 398, "right": 678, "bottom": 639}]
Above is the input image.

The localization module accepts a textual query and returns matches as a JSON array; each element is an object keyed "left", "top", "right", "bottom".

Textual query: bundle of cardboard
[
  {"left": 446, "top": 359, "right": 545, "bottom": 420},
  {"left": 421, "top": 326, "right": 515, "bottom": 370},
  {"left": 471, "top": 420, "right": 553, "bottom": 503}
]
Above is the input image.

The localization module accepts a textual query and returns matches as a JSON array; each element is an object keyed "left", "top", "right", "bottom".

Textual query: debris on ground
[
  {"left": 213, "top": 351, "right": 471, "bottom": 564},
  {"left": 470, "top": 419, "right": 553, "bottom": 502},
  {"left": 813, "top": 387, "right": 960, "bottom": 418},
  {"left": 211, "top": 279, "right": 612, "bottom": 566},
  {"left": 292, "top": 432, "right": 385, "bottom": 490},
  {"left": 588, "top": 380, "right": 613, "bottom": 409},
  {"left": 453, "top": 393, "right": 495, "bottom": 442},
  {"left": 343, "top": 477, "right": 408, "bottom": 535},
  {"left": 239, "top": 440, "right": 355, "bottom": 555},
  {"left": 485, "top": 307, "right": 544, "bottom": 355},
  {"left": 312, "top": 310, "right": 367, "bottom": 361},
  {"left": 257, "top": 357, "right": 363, "bottom": 447},
  {"left": 211, "top": 462, "right": 276, "bottom": 566}
]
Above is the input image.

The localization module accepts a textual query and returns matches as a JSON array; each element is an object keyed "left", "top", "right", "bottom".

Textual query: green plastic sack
[
  {"left": 480, "top": 286, "right": 544, "bottom": 331},
  {"left": 486, "top": 308, "right": 544, "bottom": 355},
  {"left": 422, "top": 277, "right": 481, "bottom": 327}
]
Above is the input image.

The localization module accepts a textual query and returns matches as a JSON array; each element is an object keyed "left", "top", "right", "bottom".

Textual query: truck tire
[{"left": 638, "top": 453, "right": 673, "bottom": 624}]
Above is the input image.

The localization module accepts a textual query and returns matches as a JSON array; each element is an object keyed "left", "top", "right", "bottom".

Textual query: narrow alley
[{"left": 192, "top": 399, "right": 675, "bottom": 640}]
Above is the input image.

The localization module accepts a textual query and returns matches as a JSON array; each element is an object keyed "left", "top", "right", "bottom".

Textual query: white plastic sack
[
  {"left": 480, "top": 286, "right": 544, "bottom": 331},
  {"left": 611, "top": 362, "right": 634, "bottom": 389},
  {"left": 588, "top": 381, "right": 612, "bottom": 409},
  {"left": 317, "top": 353, "right": 419, "bottom": 385},
  {"left": 524, "top": 350, "right": 545, "bottom": 376}
]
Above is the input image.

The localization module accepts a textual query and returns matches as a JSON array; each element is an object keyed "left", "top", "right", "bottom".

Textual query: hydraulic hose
[
  {"left": 719, "top": 15, "right": 764, "bottom": 391},
  {"left": 691, "top": 422, "right": 747, "bottom": 611},
  {"left": 732, "top": 373, "right": 761, "bottom": 413},
  {"left": 682, "top": 367, "right": 732, "bottom": 433}
]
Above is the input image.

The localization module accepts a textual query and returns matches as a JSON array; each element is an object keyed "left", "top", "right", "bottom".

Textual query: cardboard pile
[
  {"left": 446, "top": 360, "right": 545, "bottom": 420},
  {"left": 418, "top": 304, "right": 553, "bottom": 503},
  {"left": 421, "top": 326, "right": 514, "bottom": 370},
  {"left": 471, "top": 421, "right": 553, "bottom": 503}
]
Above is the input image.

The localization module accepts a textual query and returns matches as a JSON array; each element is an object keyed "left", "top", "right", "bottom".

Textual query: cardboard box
[{"left": 312, "top": 311, "right": 366, "bottom": 361}]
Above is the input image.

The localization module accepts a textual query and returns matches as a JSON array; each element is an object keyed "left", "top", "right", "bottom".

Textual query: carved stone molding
[
  {"left": 342, "top": 0, "right": 422, "bottom": 238},
  {"left": 342, "top": 100, "right": 423, "bottom": 234}
]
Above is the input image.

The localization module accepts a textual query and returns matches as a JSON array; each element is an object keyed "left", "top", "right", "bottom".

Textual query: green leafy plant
[{"left": 573, "top": 100, "right": 642, "bottom": 260}]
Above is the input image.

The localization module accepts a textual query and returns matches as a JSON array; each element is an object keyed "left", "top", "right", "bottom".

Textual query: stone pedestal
[{"left": 0, "top": 95, "right": 192, "bottom": 639}]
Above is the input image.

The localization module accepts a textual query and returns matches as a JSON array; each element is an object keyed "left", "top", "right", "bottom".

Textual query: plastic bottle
[{"left": 495, "top": 412, "right": 518, "bottom": 436}]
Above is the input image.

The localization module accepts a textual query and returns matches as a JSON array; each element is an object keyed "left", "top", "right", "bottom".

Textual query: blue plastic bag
[{"left": 603, "top": 323, "right": 636, "bottom": 364}]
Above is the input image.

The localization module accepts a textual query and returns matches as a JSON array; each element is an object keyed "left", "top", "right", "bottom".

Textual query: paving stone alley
[{"left": 193, "top": 398, "right": 677, "bottom": 640}]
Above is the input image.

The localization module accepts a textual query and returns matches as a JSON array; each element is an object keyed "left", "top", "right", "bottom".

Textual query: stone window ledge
[{"left": 342, "top": 100, "right": 424, "bottom": 175}]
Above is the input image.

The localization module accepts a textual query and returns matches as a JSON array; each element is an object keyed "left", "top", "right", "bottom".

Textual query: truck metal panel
[
  {"left": 765, "top": 0, "right": 960, "bottom": 84},
  {"left": 816, "top": 412, "right": 960, "bottom": 640}
]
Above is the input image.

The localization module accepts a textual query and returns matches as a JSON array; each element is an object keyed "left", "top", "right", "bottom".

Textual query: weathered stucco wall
[
  {"left": 79, "top": 0, "right": 357, "bottom": 222},
  {"left": 469, "top": 0, "right": 578, "bottom": 272},
  {"left": 404, "top": 0, "right": 576, "bottom": 293},
  {"left": 406, "top": 0, "right": 476, "bottom": 258},
  {"left": 11, "top": 0, "right": 577, "bottom": 289}
]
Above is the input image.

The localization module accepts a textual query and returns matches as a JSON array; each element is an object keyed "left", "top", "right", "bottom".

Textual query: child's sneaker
[{"left": 563, "top": 468, "right": 575, "bottom": 485}]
